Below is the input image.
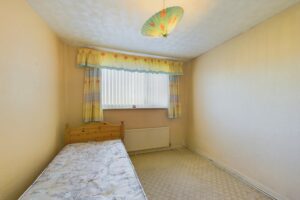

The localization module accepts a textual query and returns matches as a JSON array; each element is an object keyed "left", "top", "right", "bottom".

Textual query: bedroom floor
[{"left": 130, "top": 149, "right": 272, "bottom": 200}]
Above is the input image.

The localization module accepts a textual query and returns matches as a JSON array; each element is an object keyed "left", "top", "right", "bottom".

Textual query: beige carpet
[{"left": 130, "top": 149, "right": 273, "bottom": 200}]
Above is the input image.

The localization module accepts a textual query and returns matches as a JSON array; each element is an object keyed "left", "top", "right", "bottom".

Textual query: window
[{"left": 102, "top": 68, "right": 169, "bottom": 109}]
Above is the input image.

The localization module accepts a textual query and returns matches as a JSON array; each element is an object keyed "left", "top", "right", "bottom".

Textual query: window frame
[{"left": 101, "top": 69, "right": 170, "bottom": 110}]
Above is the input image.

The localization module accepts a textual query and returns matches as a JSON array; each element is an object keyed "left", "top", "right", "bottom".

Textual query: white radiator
[{"left": 124, "top": 127, "right": 170, "bottom": 152}]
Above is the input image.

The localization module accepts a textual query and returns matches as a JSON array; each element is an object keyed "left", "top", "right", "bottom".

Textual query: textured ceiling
[{"left": 27, "top": 0, "right": 300, "bottom": 60}]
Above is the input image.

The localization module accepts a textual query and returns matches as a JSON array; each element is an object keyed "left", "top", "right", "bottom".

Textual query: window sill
[{"left": 103, "top": 107, "right": 168, "bottom": 111}]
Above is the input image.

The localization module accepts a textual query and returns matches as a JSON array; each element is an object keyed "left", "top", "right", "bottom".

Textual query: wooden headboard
[{"left": 65, "top": 121, "right": 124, "bottom": 144}]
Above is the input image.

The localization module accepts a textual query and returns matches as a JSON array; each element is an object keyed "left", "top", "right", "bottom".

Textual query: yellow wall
[
  {"left": 63, "top": 44, "right": 190, "bottom": 148},
  {"left": 0, "top": 1, "right": 65, "bottom": 199},
  {"left": 188, "top": 4, "right": 300, "bottom": 200}
]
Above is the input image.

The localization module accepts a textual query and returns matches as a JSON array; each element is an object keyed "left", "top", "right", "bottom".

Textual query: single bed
[{"left": 19, "top": 122, "right": 147, "bottom": 200}]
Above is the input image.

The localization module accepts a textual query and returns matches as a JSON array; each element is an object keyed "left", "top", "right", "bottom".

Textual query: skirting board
[
  {"left": 187, "top": 147, "right": 288, "bottom": 200},
  {"left": 128, "top": 144, "right": 184, "bottom": 156}
]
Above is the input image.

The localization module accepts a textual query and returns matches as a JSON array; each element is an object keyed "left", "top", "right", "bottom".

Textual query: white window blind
[{"left": 102, "top": 69, "right": 169, "bottom": 109}]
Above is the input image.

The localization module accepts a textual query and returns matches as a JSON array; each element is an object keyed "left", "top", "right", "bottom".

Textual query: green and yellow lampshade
[{"left": 141, "top": 6, "right": 184, "bottom": 38}]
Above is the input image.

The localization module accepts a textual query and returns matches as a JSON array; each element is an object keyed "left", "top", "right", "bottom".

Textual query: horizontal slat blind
[{"left": 102, "top": 69, "right": 169, "bottom": 109}]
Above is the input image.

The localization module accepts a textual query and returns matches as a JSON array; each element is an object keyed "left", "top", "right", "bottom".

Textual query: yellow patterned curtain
[
  {"left": 168, "top": 75, "right": 181, "bottom": 119},
  {"left": 83, "top": 68, "right": 103, "bottom": 122},
  {"left": 77, "top": 48, "right": 183, "bottom": 75}
]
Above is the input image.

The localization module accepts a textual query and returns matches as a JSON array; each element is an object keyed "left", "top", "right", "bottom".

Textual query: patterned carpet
[{"left": 130, "top": 149, "right": 273, "bottom": 200}]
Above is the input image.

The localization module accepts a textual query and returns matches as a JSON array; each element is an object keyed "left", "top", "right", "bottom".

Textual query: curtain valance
[{"left": 77, "top": 48, "right": 183, "bottom": 75}]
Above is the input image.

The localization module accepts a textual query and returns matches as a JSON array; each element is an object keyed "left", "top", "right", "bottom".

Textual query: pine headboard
[{"left": 65, "top": 121, "right": 124, "bottom": 144}]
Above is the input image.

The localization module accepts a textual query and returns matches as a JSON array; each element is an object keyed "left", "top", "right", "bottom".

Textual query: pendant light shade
[{"left": 141, "top": 6, "right": 184, "bottom": 38}]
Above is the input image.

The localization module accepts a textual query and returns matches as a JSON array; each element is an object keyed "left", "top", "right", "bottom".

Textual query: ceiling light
[{"left": 141, "top": 0, "right": 184, "bottom": 38}]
